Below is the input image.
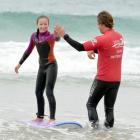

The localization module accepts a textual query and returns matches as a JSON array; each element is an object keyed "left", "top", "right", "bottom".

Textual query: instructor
[{"left": 54, "top": 11, "right": 124, "bottom": 128}]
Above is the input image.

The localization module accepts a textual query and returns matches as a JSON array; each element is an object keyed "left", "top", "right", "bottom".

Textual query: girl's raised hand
[{"left": 54, "top": 24, "right": 65, "bottom": 37}]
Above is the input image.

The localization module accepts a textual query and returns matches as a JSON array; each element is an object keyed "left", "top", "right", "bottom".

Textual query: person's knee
[
  {"left": 86, "top": 101, "right": 96, "bottom": 109},
  {"left": 35, "top": 90, "right": 44, "bottom": 99},
  {"left": 46, "top": 89, "right": 53, "bottom": 97},
  {"left": 46, "top": 88, "right": 55, "bottom": 101},
  {"left": 86, "top": 101, "right": 91, "bottom": 109}
]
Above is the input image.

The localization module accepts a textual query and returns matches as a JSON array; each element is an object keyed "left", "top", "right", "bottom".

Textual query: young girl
[{"left": 15, "top": 15, "right": 60, "bottom": 123}]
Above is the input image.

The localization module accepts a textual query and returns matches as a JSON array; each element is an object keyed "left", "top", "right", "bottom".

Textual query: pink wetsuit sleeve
[
  {"left": 25, "top": 33, "right": 35, "bottom": 54},
  {"left": 19, "top": 33, "right": 35, "bottom": 65}
]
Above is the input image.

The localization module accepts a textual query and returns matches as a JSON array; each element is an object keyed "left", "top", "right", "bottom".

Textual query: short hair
[{"left": 97, "top": 11, "right": 114, "bottom": 28}]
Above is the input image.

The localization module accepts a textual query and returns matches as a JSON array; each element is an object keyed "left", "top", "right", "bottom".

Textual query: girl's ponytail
[{"left": 36, "top": 28, "right": 39, "bottom": 39}]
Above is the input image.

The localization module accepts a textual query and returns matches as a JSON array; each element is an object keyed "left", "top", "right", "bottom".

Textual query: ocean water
[{"left": 0, "top": 0, "right": 140, "bottom": 140}]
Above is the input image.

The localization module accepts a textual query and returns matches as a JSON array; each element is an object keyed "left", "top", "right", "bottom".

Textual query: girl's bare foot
[
  {"left": 33, "top": 117, "right": 44, "bottom": 122},
  {"left": 48, "top": 119, "right": 55, "bottom": 124}
]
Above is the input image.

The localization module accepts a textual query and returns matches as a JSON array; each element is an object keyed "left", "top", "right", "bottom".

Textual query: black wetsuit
[
  {"left": 87, "top": 79, "right": 120, "bottom": 128},
  {"left": 35, "top": 41, "right": 58, "bottom": 119},
  {"left": 19, "top": 31, "right": 59, "bottom": 119},
  {"left": 62, "top": 34, "right": 123, "bottom": 128}
]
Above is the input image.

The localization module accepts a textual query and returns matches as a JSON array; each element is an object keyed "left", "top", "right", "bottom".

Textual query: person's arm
[
  {"left": 19, "top": 51, "right": 30, "bottom": 65},
  {"left": 94, "top": 49, "right": 98, "bottom": 54},
  {"left": 63, "top": 34, "right": 85, "bottom": 51},
  {"left": 15, "top": 51, "right": 30, "bottom": 73},
  {"left": 54, "top": 25, "right": 85, "bottom": 51},
  {"left": 54, "top": 33, "right": 60, "bottom": 41},
  {"left": 55, "top": 36, "right": 60, "bottom": 41},
  {"left": 15, "top": 34, "right": 35, "bottom": 73},
  {"left": 19, "top": 36, "right": 35, "bottom": 65},
  {"left": 53, "top": 25, "right": 61, "bottom": 41},
  {"left": 54, "top": 25, "right": 100, "bottom": 52},
  {"left": 63, "top": 34, "right": 99, "bottom": 54},
  {"left": 53, "top": 33, "right": 60, "bottom": 41}
]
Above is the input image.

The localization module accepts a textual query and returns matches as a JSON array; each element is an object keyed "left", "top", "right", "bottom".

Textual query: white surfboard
[{"left": 20, "top": 120, "right": 84, "bottom": 128}]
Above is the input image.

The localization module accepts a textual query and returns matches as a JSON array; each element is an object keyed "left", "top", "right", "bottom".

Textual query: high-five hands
[{"left": 54, "top": 24, "right": 65, "bottom": 37}]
